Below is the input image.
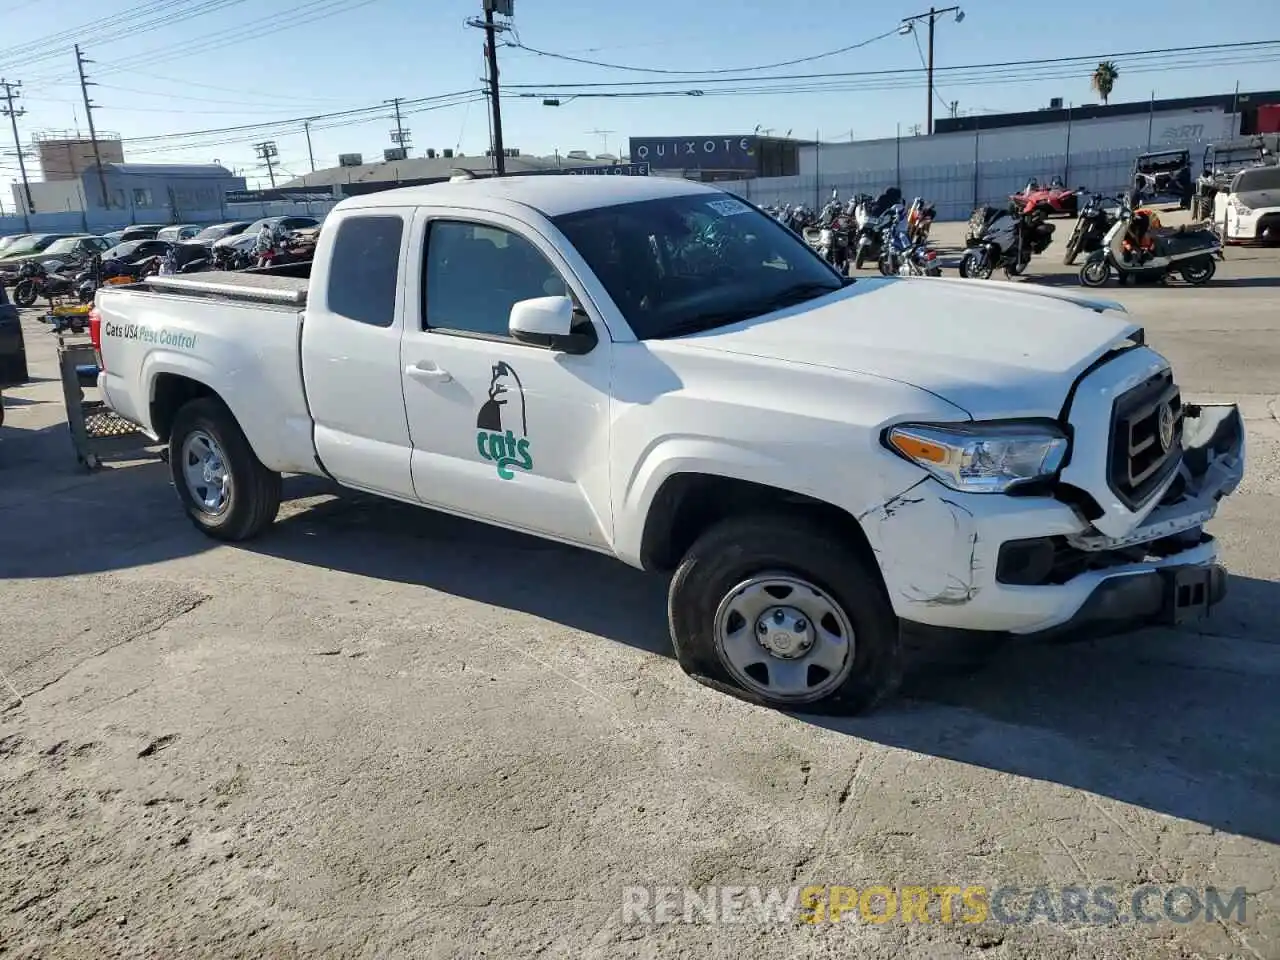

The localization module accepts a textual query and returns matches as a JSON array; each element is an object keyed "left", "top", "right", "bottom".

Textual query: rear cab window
[{"left": 324, "top": 214, "right": 405, "bottom": 327}]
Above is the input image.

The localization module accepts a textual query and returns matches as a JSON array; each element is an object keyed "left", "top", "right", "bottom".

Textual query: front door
[{"left": 399, "top": 210, "right": 614, "bottom": 549}]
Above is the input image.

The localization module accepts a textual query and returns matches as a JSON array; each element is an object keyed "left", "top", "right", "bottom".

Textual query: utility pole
[
  {"left": 74, "top": 45, "right": 111, "bottom": 209},
  {"left": 303, "top": 119, "right": 316, "bottom": 172},
  {"left": 385, "top": 98, "right": 411, "bottom": 155},
  {"left": 0, "top": 79, "right": 33, "bottom": 228},
  {"left": 254, "top": 140, "right": 279, "bottom": 188},
  {"left": 900, "top": 6, "right": 965, "bottom": 136},
  {"left": 468, "top": 0, "right": 512, "bottom": 175}
]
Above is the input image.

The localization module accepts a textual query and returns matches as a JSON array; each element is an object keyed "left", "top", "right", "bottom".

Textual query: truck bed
[{"left": 142, "top": 266, "right": 310, "bottom": 307}]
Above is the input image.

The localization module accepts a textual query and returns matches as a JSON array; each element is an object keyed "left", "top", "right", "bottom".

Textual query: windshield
[
  {"left": 194, "top": 224, "right": 232, "bottom": 241},
  {"left": 43, "top": 237, "right": 88, "bottom": 256},
  {"left": 2, "top": 235, "right": 61, "bottom": 257},
  {"left": 552, "top": 193, "right": 843, "bottom": 340},
  {"left": 1232, "top": 166, "right": 1280, "bottom": 192}
]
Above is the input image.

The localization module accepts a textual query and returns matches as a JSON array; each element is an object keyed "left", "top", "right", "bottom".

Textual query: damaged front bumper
[{"left": 862, "top": 403, "right": 1245, "bottom": 638}]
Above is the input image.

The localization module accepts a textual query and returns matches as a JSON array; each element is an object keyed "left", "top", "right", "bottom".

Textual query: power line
[
  {"left": 118, "top": 93, "right": 486, "bottom": 158},
  {"left": 115, "top": 88, "right": 481, "bottom": 145},
  {"left": 86, "top": 0, "right": 378, "bottom": 76},
  {"left": 506, "top": 38, "right": 1280, "bottom": 90},
  {"left": 1, "top": 0, "right": 252, "bottom": 72},
  {"left": 505, "top": 26, "right": 902, "bottom": 75}
]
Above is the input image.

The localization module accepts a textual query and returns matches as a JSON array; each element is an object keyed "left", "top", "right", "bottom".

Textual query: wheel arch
[{"left": 636, "top": 471, "right": 880, "bottom": 581}]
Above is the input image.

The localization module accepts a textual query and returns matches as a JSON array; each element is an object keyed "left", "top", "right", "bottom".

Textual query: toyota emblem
[{"left": 1158, "top": 403, "right": 1175, "bottom": 452}]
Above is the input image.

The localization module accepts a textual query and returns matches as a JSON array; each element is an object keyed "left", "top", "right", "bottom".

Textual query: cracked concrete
[{"left": 0, "top": 221, "right": 1277, "bottom": 958}]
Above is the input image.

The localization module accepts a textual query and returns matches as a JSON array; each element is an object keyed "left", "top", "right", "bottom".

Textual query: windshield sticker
[
  {"left": 102, "top": 321, "right": 197, "bottom": 350},
  {"left": 706, "top": 198, "right": 751, "bottom": 217},
  {"left": 476, "top": 361, "right": 533, "bottom": 480}
]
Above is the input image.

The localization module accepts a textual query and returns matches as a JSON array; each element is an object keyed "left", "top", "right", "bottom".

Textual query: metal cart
[{"left": 51, "top": 306, "right": 144, "bottom": 470}]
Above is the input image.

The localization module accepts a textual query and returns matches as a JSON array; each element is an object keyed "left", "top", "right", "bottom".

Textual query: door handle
[{"left": 405, "top": 361, "right": 452, "bottom": 383}]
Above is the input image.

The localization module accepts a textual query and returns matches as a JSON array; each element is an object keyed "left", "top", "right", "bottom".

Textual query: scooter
[{"left": 1078, "top": 198, "right": 1222, "bottom": 287}]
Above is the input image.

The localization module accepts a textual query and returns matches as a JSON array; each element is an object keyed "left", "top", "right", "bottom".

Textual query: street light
[{"left": 900, "top": 6, "right": 965, "bottom": 135}]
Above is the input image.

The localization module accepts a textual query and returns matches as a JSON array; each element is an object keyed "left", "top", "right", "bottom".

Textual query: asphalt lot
[{"left": 1, "top": 221, "right": 1278, "bottom": 959}]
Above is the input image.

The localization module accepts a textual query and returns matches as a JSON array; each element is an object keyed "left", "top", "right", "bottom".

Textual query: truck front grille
[{"left": 1108, "top": 370, "right": 1183, "bottom": 509}]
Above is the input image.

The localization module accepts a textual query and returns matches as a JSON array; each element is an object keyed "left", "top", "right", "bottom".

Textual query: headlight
[
  {"left": 1230, "top": 198, "right": 1252, "bottom": 215},
  {"left": 886, "top": 421, "right": 1069, "bottom": 493}
]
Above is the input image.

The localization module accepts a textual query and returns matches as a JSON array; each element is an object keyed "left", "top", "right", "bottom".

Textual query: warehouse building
[{"left": 277, "top": 148, "right": 619, "bottom": 195}]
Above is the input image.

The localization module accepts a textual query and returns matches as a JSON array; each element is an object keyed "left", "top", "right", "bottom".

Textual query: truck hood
[{"left": 659, "top": 276, "right": 1142, "bottom": 419}]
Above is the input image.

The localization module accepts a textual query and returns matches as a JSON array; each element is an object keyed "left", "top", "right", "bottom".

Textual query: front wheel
[
  {"left": 877, "top": 255, "right": 895, "bottom": 277},
  {"left": 1062, "top": 223, "right": 1083, "bottom": 265},
  {"left": 959, "top": 249, "right": 992, "bottom": 280},
  {"left": 1079, "top": 258, "right": 1110, "bottom": 287},
  {"left": 1180, "top": 257, "right": 1216, "bottom": 285},
  {"left": 12, "top": 280, "right": 37, "bottom": 307},
  {"left": 668, "top": 514, "right": 902, "bottom": 715},
  {"left": 854, "top": 247, "right": 867, "bottom": 270},
  {"left": 169, "top": 397, "right": 282, "bottom": 542}
]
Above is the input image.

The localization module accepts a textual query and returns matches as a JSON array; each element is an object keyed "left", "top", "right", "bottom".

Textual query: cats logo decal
[{"left": 476, "top": 361, "right": 533, "bottom": 480}]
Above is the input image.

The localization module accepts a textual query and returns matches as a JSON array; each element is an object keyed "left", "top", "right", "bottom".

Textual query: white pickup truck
[{"left": 91, "top": 175, "right": 1245, "bottom": 714}]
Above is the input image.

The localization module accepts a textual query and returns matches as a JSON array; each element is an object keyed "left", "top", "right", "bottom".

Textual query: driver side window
[{"left": 423, "top": 220, "right": 570, "bottom": 339}]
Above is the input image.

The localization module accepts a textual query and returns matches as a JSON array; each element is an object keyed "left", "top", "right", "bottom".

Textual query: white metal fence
[
  {"left": 1, "top": 199, "right": 341, "bottom": 237},
  {"left": 722, "top": 146, "right": 1142, "bottom": 221}
]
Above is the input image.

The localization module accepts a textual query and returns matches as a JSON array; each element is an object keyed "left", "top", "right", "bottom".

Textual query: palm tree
[{"left": 1091, "top": 61, "right": 1119, "bottom": 105}]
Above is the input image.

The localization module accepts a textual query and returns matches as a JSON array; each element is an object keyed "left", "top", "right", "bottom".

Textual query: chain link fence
[{"left": 722, "top": 146, "right": 1141, "bottom": 221}]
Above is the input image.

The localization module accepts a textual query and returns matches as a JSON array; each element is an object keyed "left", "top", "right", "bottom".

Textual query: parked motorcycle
[
  {"left": 212, "top": 244, "right": 252, "bottom": 271},
  {"left": 1061, "top": 192, "right": 1117, "bottom": 265},
  {"left": 1078, "top": 196, "right": 1222, "bottom": 287},
  {"left": 851, "top": 189, "right": 903, "bottom": 270},
  {"left": 11, "top": 260, "right": 76, "bottom": 307},
  {"left": 959, "top": 201, "right": 1056, "bottom": 279},
  {"left": 905, "top": 197, "right": 937, "bottom": 245}
]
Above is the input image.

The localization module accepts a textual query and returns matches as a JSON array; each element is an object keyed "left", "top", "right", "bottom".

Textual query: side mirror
[{"left": 509, "top": 295, "right": 596, "bottom": 355}]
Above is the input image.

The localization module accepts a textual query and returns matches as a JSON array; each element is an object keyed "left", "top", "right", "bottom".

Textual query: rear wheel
[
  {"left": 1079, "top": 258, "right": 1110, "bottom": 287},
  {"left": 12, "top": 280, "right": 37, "bottom": 307},
  {"left": 1181, "top": 257, "right": 1216, "bottom": 285},
  {"left": 169, "top": 397, "right": 281, "bottom": 541},
  {"left": 668, "top": 514, "right": 901, "bottom": 715}
]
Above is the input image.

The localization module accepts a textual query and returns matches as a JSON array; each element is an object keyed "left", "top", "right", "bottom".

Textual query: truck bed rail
[{"left": 141, "top": 271, "right": 308, "bottom": 307}]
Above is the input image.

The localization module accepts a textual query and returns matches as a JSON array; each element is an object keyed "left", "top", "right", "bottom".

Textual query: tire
[
  {"left": 959, "top": 249, "right": 992, "bottom": 280},
  {"left": 13, "top": 280, "right": 37, "bottom": 308},
  {"left": 854, "top": 247, "right": 866, "bottom": 270},
  {"left": 1180, "top": 257, "right": 1216, "bottom": 285},
  {"left": 1062, "top": 223, "right": 1083, "bottom": 265},
  {"left": 1079, "top": 259, "right": 1110, "bottom": 287},
  {"left": 667, "top": 513, "right": 902, "bottom": 715},
  {"left": 168, "top": 397, "right": 281, "bottom": 542},
  {"left": 877, "top": 256, "right": 895, "bottom": 277}
]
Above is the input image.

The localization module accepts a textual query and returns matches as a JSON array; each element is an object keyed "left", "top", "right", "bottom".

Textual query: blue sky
[{"left": 2, "top": 0, "right": 1279, "bottom": 196}]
